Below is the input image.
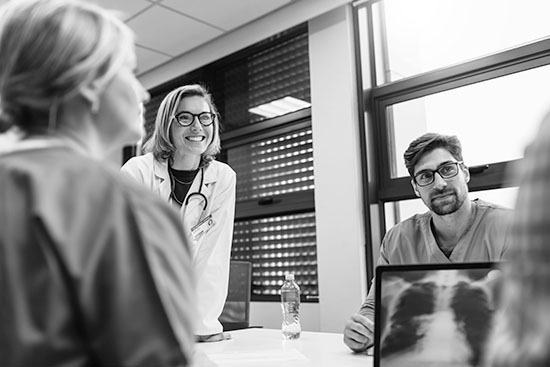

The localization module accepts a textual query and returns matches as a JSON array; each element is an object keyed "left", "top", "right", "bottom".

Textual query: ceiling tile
[
  {"left": 128, "top": 5, "right": 223, "bottom": 56},
  {"left": 88, "top": 0, "right": 152, "bottom": 21},
  {"left": 135, "top": 46, "right": 172, "bottom": 74},
  {"left": 161, "top": 0, "right": 293, "bottom": 31}
]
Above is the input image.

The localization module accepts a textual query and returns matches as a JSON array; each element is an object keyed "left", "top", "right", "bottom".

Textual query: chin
[{"left": 121, "top": 127, "right": 142, "bottom": 146}]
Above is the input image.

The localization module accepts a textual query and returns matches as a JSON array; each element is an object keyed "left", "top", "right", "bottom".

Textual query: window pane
[
  {"left": 384, "top": 187, "right": 518, "bottom": 229},
  {"left": 387, "top": 65, "right": 550, "bottom": 178},
  {"left": 141, "top": 24, "right": 310, "bottom": 143},
  {"left": 231, "top": 212, "right": 319, "bottom": 301},
  {"left": 370, "top": 0, "right": 550, "bottom": 84},
  {"left": 227, "top": 126, "right": 315, "bottom": 202},
  {"left": 221, "top": 29, "right": 311, "bottom": 130}
]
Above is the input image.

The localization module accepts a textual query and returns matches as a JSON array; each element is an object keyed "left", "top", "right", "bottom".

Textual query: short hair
[
  {"left": 403, "top": 133, "right": 464, "bottom": 177},
  {"left": 143, "top": 84, "right": 222, "bottom": 166},
  {"left": 0, "top": 0, "right": 134, "bottom": 133}
]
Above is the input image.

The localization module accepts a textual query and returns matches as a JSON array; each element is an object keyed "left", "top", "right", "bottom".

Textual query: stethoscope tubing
[{"left": 184, "top": 167, "right": 208, "bottom": 210}]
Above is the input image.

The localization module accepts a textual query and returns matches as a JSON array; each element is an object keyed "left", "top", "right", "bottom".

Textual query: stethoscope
[{"left": 169, "top": 166, "right": 208, "bottom": 210}]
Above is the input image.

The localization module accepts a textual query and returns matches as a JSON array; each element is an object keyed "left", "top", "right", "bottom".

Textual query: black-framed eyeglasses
[
  {"left": 413, "top": 161, "right": 464, "bottom": 187},
  {"left": 172, "top": 111, "right": 215, "bottom": 127}
]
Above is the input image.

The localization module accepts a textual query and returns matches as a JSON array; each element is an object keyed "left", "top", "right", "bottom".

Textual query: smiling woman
[{"left": 121, "top": 84, "right": 237, "bottom": 342}]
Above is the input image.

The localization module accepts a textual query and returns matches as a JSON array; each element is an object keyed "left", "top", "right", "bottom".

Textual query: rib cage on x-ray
[{"left": 379, "top": 269, "right": 496, "bottom": 367}]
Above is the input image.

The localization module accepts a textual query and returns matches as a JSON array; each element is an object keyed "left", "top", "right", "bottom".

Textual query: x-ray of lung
[{"left": 378, "top": 268, "right": 501, "bottom": 367}]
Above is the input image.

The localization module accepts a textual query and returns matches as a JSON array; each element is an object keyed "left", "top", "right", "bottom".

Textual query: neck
[
  {"left": 56, "top": 98, "right": 116, "bottom": 160},
  {"left": 171, "top": 151, "right": 201, "bottom": 170},
  {"left": 431, "top": 199, "right": 473, "bottom": 249}
]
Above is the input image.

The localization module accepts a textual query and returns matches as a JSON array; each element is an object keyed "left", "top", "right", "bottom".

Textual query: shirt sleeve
[
  {"left": 358, "top": 234, "right": 391, "bottom": 320},
  {"left": 499, "top": 210, "right": 514, "bottom": 261},
  {"left": 120, "top": 156, "right": 146, "bottom": 184}
]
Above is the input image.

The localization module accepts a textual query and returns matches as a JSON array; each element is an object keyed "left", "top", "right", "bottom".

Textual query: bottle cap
[{"left": 285, "top": 273, "right": 294, "bottom": 281}]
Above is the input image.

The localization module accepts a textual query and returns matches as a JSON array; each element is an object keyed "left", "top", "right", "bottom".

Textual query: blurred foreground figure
[
  {"left": 0, "top": 0, "right": 195, "bottom": 366},
  {"left": 484, "top": 112, "right": 550, "bottom": 367}
]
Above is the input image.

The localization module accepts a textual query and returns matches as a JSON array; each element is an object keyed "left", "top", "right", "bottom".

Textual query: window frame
[
  {"left": 372, "top": 38, "right": 550, "bottom": 203},
  {"left": 355, "top": 0, "right": 550, "bottom": 283},
  {"left": 223, "top": 108, "right": 317, "bottom": 302},
  {"left": 222, "top": 108, "right": 314, "bottom": 220}
]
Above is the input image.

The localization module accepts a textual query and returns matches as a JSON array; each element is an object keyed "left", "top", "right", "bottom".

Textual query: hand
[
  {"left": 343, "top": 313, "right": 374, "bottom": 353},
  {"left": 196, "top": 332, "right": 232, "bottom": 342}
]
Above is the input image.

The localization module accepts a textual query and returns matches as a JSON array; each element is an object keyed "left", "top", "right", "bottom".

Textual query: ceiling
[
  {"left": 91, "top": 0, "right": 298, "bottom": 76},
  {"left": 0, "top": 0, "right": 296, "bottom": 76}
]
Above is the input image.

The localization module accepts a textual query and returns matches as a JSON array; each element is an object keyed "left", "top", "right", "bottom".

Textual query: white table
[{"left": 192, "top": 328, "right": 372, "bottom": 367}]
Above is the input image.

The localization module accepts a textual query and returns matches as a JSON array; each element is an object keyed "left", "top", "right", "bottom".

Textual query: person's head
[
  {"left": 484, "top": 111, "right": 550, "bottom": 367},
  {"left": 0, "top": 0, "right": 148, "bottom": 153},
  {"left": 404, "top": 133, "right": 470, "bottom": 216},
  {"left": 143, "top": 84, "right": 221, "bottom": 166}
]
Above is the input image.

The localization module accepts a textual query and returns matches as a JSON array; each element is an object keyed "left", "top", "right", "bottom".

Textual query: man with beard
[{"left": 343, "top": 133, "right": 512, "bottom": 353}]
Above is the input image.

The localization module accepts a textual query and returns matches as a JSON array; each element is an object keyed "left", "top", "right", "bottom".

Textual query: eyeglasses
[
  {"left": 172, "top": 111, "right": 215, "bottom": 127},
  {"left": 413, "top": 161, "right": 464, "bottom": 187}
]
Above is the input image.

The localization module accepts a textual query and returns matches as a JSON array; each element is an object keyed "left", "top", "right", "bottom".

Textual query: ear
[
  {"left": 410, "top": 179, "right": 421, "bottom": 197},
  {"left": 463, "top": 166, "right": 471, "bottom": 184},
  {"left": 79, "top": 81, "right": 101, "bottom": 114}
]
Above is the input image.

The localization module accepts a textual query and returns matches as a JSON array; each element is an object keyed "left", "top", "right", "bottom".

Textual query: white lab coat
[{"left": 121, "top": 152, "right": 236, "bottom": 336}]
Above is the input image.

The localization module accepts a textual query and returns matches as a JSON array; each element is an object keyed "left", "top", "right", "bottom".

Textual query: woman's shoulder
[
  {"left": 86, "top": 159, "right": 171, "bottom": 212},
  {"left": 121, "top": 152, "right": 157, "bottom": 171},
  {"left": 207, "top": 160, "right": 236, "bottom": 177}
]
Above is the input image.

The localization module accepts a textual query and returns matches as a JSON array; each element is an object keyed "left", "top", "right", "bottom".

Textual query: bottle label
[{"left": 282, "top": 290, "right": 299, "bottom": 303}]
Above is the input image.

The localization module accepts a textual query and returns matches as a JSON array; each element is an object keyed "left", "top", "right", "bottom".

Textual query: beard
[{"left": 427, "top": 188, "right": 467, "bottom": 216}]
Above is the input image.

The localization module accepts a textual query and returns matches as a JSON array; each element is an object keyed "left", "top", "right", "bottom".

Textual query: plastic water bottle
[{"left": 281, "top": 273, "right": 301, "bottom": 339}]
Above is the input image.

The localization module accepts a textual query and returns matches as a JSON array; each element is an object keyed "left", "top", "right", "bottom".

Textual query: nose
[
  {"left": 432, "top": 171, "right": 448, "bottom": 189},
  {"left": 190, "top": 116, "right": 203, "bottom": 130},
  {"left": 142, "top": 90, "right": 151, "bottom": 104},
  {"left": 134, "top": 79, "right": 150, "bottom": 104}
]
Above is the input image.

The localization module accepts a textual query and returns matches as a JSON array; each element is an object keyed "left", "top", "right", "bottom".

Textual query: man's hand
[{"left": 343, "top": 313, "right": 374, "bottom": 353}]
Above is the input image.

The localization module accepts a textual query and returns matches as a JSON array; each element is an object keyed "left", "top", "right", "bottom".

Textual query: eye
[
  {"left": 176, "top": 112, "right": 193, "bottom": 123},
  {"left": 198, "top": 112, "right": 213, "bottom": 122},
  {"left": 417, "top": 171, "right": 433, "bottom": 181},
  {"left": 439, "top": 164, "right": 455, "bottom": 176}
]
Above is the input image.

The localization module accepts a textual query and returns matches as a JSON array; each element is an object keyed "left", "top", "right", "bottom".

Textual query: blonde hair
[
  {"left": 0, "top": 0, "right": 134, "bottom": 133},
  {"left": 142, "top": 84, "right": 222, "bottom": 166},
  {"left": 484, "top": 111, "right": 550, "bottom": 366}
]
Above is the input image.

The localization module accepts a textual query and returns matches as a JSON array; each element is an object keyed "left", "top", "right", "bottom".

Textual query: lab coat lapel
[
  {"left": 153, "top": 158, "right": 172, "bottom": 201},
  {"left": 183, "top": 164, "right": 218, "bottom": 260},
  {"left": 183, "top": 166, "right": 215, "bottom": 222},
  {"left": 183, "top": 180, "right": 204, "bottom": 224},
  {"left": 200, "top": 164, "right": 216, "bottom": 205}
]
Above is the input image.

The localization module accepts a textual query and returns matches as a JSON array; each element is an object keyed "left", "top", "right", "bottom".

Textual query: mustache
[{"left": 430, "top": 188, "right": 456, "bottom": 199}]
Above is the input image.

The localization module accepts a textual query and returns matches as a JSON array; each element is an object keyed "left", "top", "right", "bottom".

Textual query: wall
[
  {"left": 309, "top": 5, "right": 368, "bottom": 332},
  {"left": 246, "top": 5, "right": 367, "bottom": 333}
]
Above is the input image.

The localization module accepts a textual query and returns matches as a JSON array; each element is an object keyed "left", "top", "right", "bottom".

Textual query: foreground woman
[{"left": 0, "top": 0, "right": 195, "bottom": 365}]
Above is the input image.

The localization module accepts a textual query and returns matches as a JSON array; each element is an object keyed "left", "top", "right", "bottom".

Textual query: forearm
[{"left": 358, "top": 288, "right": 375, "bottom": 321}]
